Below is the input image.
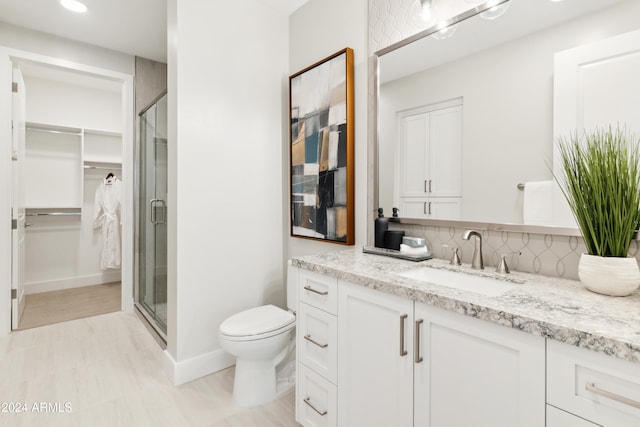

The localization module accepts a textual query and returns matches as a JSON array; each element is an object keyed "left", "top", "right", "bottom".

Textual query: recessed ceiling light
[{"left": 60, "top": 0, "right": 88, "bottom": 13}]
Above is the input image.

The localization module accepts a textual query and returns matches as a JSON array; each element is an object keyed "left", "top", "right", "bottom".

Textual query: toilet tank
[{"left": 286, "top": 260, "right": 298, "bottom": 314}]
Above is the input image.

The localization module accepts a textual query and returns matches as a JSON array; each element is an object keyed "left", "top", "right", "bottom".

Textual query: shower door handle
[
  {"left": 150, "top": 199, "right": 158, "bottom": 224},
  {"left": 149, "top": 199, "right": 167, "bottom": 225},
  {"left": 150, "top": 199, "right": 167, "bottom": 225},
  {"left": 156, "top": 199, "right": 166, "bottom": 224}
]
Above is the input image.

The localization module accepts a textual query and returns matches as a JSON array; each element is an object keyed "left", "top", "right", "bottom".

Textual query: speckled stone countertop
[{"left": 291, "top": 248, "right": 640, "bottom": 364}]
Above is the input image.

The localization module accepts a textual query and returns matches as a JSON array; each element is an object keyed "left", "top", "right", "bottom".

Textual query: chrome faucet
[{"left": 462, "top": 230, "right": 484, "bottom": 270}]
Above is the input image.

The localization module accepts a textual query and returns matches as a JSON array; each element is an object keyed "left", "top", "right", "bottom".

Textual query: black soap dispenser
[{"left": 375, "top": 208, "right": 389, "bottom": 248}]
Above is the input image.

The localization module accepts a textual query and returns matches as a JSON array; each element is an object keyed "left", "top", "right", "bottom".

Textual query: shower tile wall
[{"left": 367, "top": 0, "right": 640, "bottom": 280}]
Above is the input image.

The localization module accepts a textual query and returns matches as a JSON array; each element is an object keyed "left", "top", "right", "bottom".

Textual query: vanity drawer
[
  {"left": 299, "top": 270, "right": 338, "bottom": 315},
  {"left": 547, "top": 405, "right": 599, "bottom": 427},
  {"left": 298, "top": 302, "right": 337, "bottom": 384},
  {"left": 547, "top": 340, "right": 640, "bottom": 426},
  {"left": 297, "top": 363, "right": 337, "bottom": 427}
]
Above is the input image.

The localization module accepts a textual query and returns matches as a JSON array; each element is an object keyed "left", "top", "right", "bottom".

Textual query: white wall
[
  {"left": 0, "top": 22, "right": 134, "bottom": 76},
  {"left": 24, "top": 76, "right": 121, "bottom": 131},
  {"left": 165, "top": 0, "right": 289, "bottom": 384},
  {"left": 287, "top": 0, "right": 368, "bottom": 258}
]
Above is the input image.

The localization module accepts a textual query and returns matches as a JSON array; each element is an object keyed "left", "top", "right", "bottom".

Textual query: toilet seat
[{"left": 219, "top": 304, "right": 295, "bottom": 342}]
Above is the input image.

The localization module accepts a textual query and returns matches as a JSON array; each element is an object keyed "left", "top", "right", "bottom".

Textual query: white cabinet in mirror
[{"left": 376, "top": 0, "right": 640, "bottom": 230}]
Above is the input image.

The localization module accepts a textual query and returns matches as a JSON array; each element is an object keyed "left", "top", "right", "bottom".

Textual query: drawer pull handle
[
  {"left": 304, "top": 397, "right": 327, "bottom": 416},
  {"left": 304, "top": 285, "right": 328, "bottom": 296},
  {"left": 415, "top": 319, "right": 424, "bottom": 364},
  {"left": 304, "top": 334, "right": 328, "bottom": 348},
  {"left": 585, "top": 382, "right": 640, "bottom": 410},
  {"left": 399, "top": 314, "right": 408, "bottom": 357}
]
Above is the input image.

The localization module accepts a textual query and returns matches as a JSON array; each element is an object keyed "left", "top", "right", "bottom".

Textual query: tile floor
[{"left": 0, "top": 311, "right": 300, "bottom": 427}]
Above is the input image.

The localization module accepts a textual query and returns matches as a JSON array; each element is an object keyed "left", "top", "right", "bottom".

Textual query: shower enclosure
[{"left": 136, "top": 92, "right": 168, "bottom": 337}]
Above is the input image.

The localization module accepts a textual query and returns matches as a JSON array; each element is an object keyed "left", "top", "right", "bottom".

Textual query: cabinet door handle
[
  {"left": 415, "top": 319, "right": 424, "bottom": 364},
  {"left": 399, "top": 314, "right": 408, "bottom": 356},
  {"left": 304, "top": 334, "right": 328, "bottom": 348},
  {"left": 429, "top": 179, "right": 432, "bottom": 193},
  {"left": 304, "top": 397, "right": 328, "bottom": 416},
  {"left": 585, "top": 382, "right": 640, "bottom": 410},
  {"left": 428, "top": 202, "right": 432, "bottom": 215},
  {"left": 304, "top": 285, "right": 328, "bottom": 296}
]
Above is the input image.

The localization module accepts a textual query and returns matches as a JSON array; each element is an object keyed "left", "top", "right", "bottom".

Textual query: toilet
[{"left": 218, "top": 263, "right": 297, "bottom": 407}]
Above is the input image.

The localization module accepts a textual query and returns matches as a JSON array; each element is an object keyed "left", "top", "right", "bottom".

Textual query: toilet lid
[{"left": 219, "top": 304, "right": 295, "bottom": 337}]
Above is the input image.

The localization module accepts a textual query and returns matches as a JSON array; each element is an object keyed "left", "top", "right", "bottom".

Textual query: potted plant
[{"left": 555, "top": 125, "right": 640, "bottom": 296}]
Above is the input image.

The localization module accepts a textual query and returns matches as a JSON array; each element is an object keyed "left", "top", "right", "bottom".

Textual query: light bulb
[{"left": 60, "top": 0, "right": 88, "bottom": 13}]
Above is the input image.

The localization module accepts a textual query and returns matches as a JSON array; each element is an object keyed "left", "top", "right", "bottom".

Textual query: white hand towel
[
  {"left": 523, "top": 180, "right": 553, "bottom": 225},
  {"left": 400, "top": 244, "right": 429, "bottom": 255}
]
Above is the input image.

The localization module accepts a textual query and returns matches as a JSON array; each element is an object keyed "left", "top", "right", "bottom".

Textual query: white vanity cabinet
[
  {"left": 296, "top": 270, "right": 338, "bottom": 427},
  {"left": 335, "top": 280, "right": 545, "bottom": 427},
  {"left": 547, "top": 340, "right": 640, "bottom": 427},
  {"left": 337, "top": 281, "right": 414, "bottom": 427},
  {"left": 413, "top": 301, "right": 545, "bottom": 426},
  {"left": 546, "top": 406, "right": 599, "bottom": 427}
]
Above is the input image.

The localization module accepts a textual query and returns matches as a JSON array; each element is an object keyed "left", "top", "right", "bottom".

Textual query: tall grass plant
[{"left": 555, "top": 126, "right": 640, "bottom": 257}]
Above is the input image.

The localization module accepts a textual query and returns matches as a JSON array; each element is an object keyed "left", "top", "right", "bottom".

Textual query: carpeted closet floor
[{"left": 17, "top": 282, "right": 121, "bottom": 330}]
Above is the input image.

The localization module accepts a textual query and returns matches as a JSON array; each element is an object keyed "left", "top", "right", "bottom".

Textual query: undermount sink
[{"left": 397, "top": 267, "right": 517, "bottom": 297}]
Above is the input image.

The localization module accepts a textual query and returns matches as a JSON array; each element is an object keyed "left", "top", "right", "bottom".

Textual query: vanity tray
[{"left": 363, "top": 246, "right": 433, "bottom": 262}]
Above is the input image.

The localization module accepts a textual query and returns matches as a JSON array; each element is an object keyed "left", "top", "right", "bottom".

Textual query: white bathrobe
[{"left": 94, "top": 176, "right": 123, "bottom": 270}]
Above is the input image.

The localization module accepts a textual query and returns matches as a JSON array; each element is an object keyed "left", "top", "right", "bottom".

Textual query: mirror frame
[{"left": 372, "top": 0, "right": 582, "bottom": 237}]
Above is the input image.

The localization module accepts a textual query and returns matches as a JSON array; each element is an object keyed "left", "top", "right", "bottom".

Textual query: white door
[
  {"left": 396, "top": 100, "right": 462, "bottom": 206},
  {"left": 428, "top": 105, "right": 462, "bottom": 198},
  {"left": 413, "top": 303, "right": 545, "bottom": 427},
  {"left": 552, "top": 28, "right": 640, "bottom": 227},
  {"left": 11, "top": 65, "right": 26, "bottom": 330},
  {"left": 337, "top": 282, "right": 413, "bottom": 427}
]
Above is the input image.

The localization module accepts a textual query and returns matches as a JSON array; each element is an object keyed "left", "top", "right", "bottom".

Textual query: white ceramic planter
[{"left": 578, "top": 253, "right": 640, "bottom": 297}]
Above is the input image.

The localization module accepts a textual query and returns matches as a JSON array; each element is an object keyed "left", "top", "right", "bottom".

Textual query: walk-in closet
[{"left": 15, "top": 62, "right": 124, "bottom": 329}]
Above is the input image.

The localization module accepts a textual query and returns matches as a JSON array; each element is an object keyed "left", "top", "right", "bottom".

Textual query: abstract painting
[{"left": 289, "top": 48, "right": 354, "bottom": 244}]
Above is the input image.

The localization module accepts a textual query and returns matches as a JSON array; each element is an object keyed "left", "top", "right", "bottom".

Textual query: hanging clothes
[{"left": 94, "top": 174, "right": 123, "bottom": 270}]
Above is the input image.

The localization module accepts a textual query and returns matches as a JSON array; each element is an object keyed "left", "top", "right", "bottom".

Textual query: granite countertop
[{"left": 291, "top": 248, "right": 640, "bottom": 364}]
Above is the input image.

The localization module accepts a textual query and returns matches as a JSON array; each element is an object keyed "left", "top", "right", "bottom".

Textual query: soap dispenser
[{"left": 374, "top": 208, "right": 388, "bottom": 248}]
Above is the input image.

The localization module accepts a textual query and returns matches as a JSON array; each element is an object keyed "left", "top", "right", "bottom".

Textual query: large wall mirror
[{"left": 376, "top": 0, "right": 640, "bottom": 234}]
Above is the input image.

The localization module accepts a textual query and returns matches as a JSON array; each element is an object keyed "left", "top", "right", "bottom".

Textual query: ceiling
[{"left": 0, "top": 0, "right": 309, "bottom": 64}]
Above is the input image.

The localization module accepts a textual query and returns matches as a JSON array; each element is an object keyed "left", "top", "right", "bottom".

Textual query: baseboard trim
[
  {"left": 25, "top": 271, "right": 122, "bottom": 295},
  {"left": 163, "top": 348, "right": 235, "bottom": 386}
]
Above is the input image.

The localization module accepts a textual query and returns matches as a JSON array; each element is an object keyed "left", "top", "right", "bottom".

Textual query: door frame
[{"left": 0, "top": 46, "right": 135, "bottom": 337}]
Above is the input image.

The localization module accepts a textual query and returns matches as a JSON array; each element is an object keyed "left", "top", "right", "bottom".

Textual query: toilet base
[{"left": 233, "top": 358, "right": 277, "bottom": 407}]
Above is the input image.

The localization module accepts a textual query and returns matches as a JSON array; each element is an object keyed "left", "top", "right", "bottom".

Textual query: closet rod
[
  {"left": 84, "top": 165, "right": 122, "bottom": 170},
  {"left": 26, "top": 127, "right": 82, "bottom": 136},
  {"left": 26, "top": 212, "right": 81, "bottom": 217}
]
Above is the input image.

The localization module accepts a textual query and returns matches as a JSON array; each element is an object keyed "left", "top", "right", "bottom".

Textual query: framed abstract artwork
[{"left": 289, "top": 48, "right": 354, "bottom": 244}]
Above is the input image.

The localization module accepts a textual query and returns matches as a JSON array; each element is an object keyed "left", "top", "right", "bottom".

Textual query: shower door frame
[{"left": 134, "top": 90, "right": 168, "bottom": 342}]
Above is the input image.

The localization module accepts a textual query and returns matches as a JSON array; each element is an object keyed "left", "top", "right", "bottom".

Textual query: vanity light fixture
[
  {"left": 464, "top": 0, "right": 511, "bottom": 20},
  {"left": 480, "top": 0, "right": 510, "bottom": 20},
  {"left": 419, "top": 0, "right": 432, "bottom": 21},
  {"left": 60, "top": 0, "right": 88, "bottom": 13},
  {"left": 431, "top": 24, "right": 457, "bottom": 40}
]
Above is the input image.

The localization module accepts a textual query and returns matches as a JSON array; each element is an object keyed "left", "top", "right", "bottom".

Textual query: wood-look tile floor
[
  {"left": 18, "top": 283, "right": 122, "bottom": 330},
  {"left": 0, "top": 311, "right": 300, "bottom": 427}
]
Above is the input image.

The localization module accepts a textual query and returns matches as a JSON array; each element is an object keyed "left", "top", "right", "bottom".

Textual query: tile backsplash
[{"left": 389, "top": 222, "right": 640, "bottom": 281}]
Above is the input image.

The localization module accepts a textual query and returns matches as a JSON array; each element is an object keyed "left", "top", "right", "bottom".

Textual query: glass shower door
[{"left": 138, "top": 93, "right": 167, "bottom": 335}]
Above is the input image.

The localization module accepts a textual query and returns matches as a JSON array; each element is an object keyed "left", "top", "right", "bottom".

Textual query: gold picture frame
[{"left": 289, "top": 48, "right": 355, "bottom": 244}]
